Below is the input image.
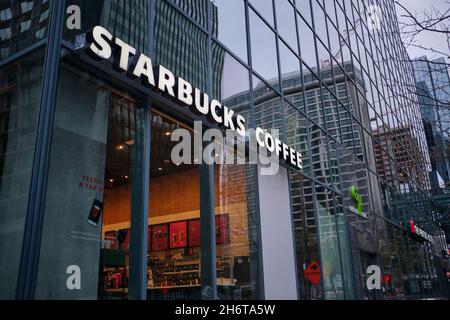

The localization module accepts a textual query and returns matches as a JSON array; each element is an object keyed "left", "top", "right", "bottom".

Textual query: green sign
[{"left": 350, "top": 186, "right": 363, "bottom": 216}]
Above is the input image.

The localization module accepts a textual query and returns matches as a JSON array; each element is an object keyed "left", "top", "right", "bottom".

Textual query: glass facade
[{"left": 0, "top": 0, "right": 448, "bottom": 300}]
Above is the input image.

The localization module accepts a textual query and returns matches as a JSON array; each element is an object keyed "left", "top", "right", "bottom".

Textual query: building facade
[{"left": 0, "top": 0, "right": 448, "bottom": 300}]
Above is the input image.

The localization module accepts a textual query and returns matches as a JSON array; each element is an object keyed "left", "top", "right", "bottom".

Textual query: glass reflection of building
[
  {"left": 413, "top": 57, "right": 450, "bottom": 186},
  {"left": 1, "top": 0, "right": 449, "bottom": 301},
  {"left": 0, "top": 0, "right": 49, "bottom": 59}
]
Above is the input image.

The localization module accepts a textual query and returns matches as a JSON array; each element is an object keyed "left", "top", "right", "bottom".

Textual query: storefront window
[
  {"left": 315, "top": 184, "right": 345, "bottom": 300},
  {"left": 290, "top": 171, "right": 323, "bottom": 300},
  {"left": 215, "top": 161, "right": 261, "bottom": 300},
  {"left": 147, "top": 111, "right": 202, "bottom": 300},
  {"left": 0, "top": 49, "right": 44, "bottom": 299},
  {"left": 35, "top": 64, "right": 144, "bottom": 299}
]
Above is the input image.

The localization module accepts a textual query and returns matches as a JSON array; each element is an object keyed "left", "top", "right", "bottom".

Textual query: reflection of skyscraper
[
  {"left": 0, "top": 49, "right": 44, "bottom": 299},
  {"left": 66, "top": 0, "right": 148, "bottom": 53},
  {"left": 154, "top": 0, "right": 222, "bottom": 94},
  {"left": 0, "top": 0, "right": 49, "bottom": 59},
  {"left": 234, "top": 60, "right": 385, "bottom": 299},
  {"left": 413, "top": 57, "right": 450, "bottom": 184},
  {"left": 275, "top": 63, "right": 381, "bottom": 232},
  {"left": 416, "top": 81, "right": 449, "bottom": 185},
  {"left": 372, "top": 124, "right": 432, "bottom": 193}
]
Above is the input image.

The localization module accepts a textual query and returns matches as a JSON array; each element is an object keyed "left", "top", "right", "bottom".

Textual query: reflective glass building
[{"left": 0, "top": 0, "right": 448, "bottom": 300}]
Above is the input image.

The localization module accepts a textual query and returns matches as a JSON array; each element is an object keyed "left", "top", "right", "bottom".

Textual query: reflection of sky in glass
[
  {"left": 249, "top": 0, "right": 274, "bottom": 25},
  {"left": 249, "top": 9, "right": 279, "bottom": 88},
  {"left": 297, "top": 16, "right": 317, "bottom": 69},
  {"left": 296, "top": 0, "right": 312, "bottom": 25},
  {"left": 220, "top": 53, "right": 249, "bottom": 100},
  {"left": 279, "top": 42, "right": 300, "bottom": 90},
  {"left": 213, "top": 0, "right": 247, "bottom": 63},
  {"left": 275, "top": 0, "right": 297, "bottom": 51}
]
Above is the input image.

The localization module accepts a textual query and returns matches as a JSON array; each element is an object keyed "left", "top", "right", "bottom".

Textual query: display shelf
[
  {"left": 106, "top": 288, "right": 128, "bottom": 293},
  {"left": 148, "top": 285, "right": 201, "bottom": 290},
  {"left": 162, "top": 270, "right": 200, "bottom": 275}
]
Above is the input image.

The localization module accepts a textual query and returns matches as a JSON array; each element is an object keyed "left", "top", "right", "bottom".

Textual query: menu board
[
  {"left": 188, "top": 219, "right": 201, "bottom": 247},
  {"left": 170, "top": 221, "right": 187, "bottom": 249},
  {"left": 151, "top": 224, "right": 169, "bottom": 251},
  {"left": 216, "top": 214, "right": 229, "bottom": 245},
  {"left": 146, "top": 214, "right": 229, "bottom": 251}
]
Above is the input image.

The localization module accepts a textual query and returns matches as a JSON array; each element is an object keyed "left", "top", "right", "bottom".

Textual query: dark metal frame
[{"left": 16, "top": 0, "right": 66, "bottom": 300}]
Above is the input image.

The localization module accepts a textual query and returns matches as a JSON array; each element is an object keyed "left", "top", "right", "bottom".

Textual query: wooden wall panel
[{"left": 103, "top": 167, "right": 248, "bottom": 227}]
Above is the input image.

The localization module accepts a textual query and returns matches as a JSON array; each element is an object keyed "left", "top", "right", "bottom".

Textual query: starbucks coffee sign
[{"left": 83, "top": 26, "right": 304, "bottom": 171}]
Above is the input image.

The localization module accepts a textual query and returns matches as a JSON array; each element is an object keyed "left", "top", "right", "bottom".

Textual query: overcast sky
[{"left": 396, "top": 0, "right": 449, "bottom": 60}]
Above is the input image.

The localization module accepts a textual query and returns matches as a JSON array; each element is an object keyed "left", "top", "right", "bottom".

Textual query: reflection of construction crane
[{"left": 333, "top": 18, "right": 362, "bottom": 61}]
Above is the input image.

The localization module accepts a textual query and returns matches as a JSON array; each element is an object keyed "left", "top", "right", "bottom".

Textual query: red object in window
[
  {"left": 216, "top": 215, "right": 229, "bottom": 245},
  {"left": 384, "top": 274, "right": 393, "bottom": 285},
  {"left": 110, "top": 273, "right": 122, "bottom": 289},
  {"left": 410, "top": 219, "right": 417, "bottom": 234},
  {"left": 188, "top": 219, "right": 201, "bottom": 247},
  {"left": 170, "top": 221, "right": 187, "bottom": 249},
  {"left": 151, "top": 224, "right": 169, "bottom": 251},
  {"left": 304, "top": 261, "right": 321, "bottom": 286}
]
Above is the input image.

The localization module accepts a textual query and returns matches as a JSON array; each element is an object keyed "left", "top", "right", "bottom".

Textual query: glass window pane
[
  {"left": 279, "top": 41, "right": 300, "bottom": 91},
  {"left": 0, "top": 0, "right": 49, "bottom": 60},
  {"left": 312, "top": 0, "right": 327, "bottom": 44},
  {"left": 169, "top": 0, "right": 208, "bottom": 29},
  {"left": 0, "top": 49, "right": 44, "bottom": 299},
  {"left": 35, "top": 64, "right": 143, "bottom": 299},
  {"left": 249, "top": 0, "right": 274, "bottom": 26},
  {"left": 212, "top": 45, "right": 250, "bottom": 101},
  {"left": 253, "top": 75, "right": 284, "bottom": 141},
  {"left": 215, "top": 161, "right": 261, "bottom": 300},
  {"left": 295, "top": 0, "right": 312, "bottom": 26},
  {"left": 213, "top": 0, "right": 248, "bottom": 63},
  {"left": 154, "top": 2, "right": 209, "bottom": 92},
  {"left": 275, "top": 0, "right": 297, "bottom": 52},
  {"left": 289, "top": 172, "right": 323, "bottom": 299},
  {"left": 284, "top": 103, "right": 310, "bottom": 176},
  {"left": 147, "top": 111, "right": 202, "bottom": 300},
  {"left": 249, "top": 9, "right": 279, "bottom": 87},
  {"left": 314, "top": 184, "right": 345, "bottom": 300},
  {"left": 212, "top": 46, "right": 252, "bottom": 124},
  {"left": 298, "top": 16, "right": 317, "bottom": 69}
]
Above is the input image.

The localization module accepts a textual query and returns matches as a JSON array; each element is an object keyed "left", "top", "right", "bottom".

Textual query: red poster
[
  {"left": 216, "top": 214, "right": 229, "bottom": 245},
  {"left": 188, "top": 219, "right": 201, "bottom": 247},
  {"left": 151, "top": 224, "right": 169, "bottom": 251},
  {"left": 170, "top": 221, "right": 187, "bottom": 249}
]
